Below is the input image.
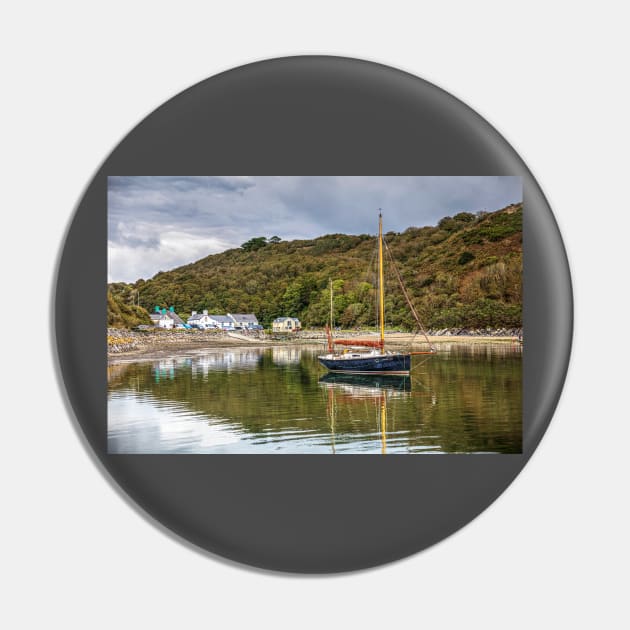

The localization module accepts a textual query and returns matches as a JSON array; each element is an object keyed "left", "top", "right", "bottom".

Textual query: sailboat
[{"left": 318, "top": 212, "right": 435, "bottom": 375}]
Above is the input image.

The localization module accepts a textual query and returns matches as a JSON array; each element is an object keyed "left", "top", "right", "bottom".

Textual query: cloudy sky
[{"left": 108, "top": 176, "right": 522, "bottom": 283}]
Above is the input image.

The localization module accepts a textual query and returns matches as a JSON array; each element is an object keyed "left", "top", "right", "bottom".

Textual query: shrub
[{"left": 453, "top": 212, "right": 476, "bottom": 223}]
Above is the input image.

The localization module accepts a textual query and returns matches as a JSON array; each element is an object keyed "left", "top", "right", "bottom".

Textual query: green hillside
[
  {"left": 107, "top": 289, "right": 151, "bottom": 328},
  {"left": 108, "top": 203, "right": 522, "bottom": 330}
]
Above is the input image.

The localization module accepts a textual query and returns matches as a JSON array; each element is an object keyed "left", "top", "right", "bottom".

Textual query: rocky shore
[
  {"left": 107, "top": 327, "right": 266, "bottom": 355},
  {"left": 426, "top": 327, "right": 522, "bottom": 338},
  {"left": 296, "top": 327, "right": 522, "bottom": 340},
  {"left": 108, "top": 326, "right": 522, "bottom": 360}
]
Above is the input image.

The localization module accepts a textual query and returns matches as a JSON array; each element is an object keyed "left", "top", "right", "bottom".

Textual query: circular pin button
[{"left": 55, "top": 56, "right": 572, "bottom": 573}]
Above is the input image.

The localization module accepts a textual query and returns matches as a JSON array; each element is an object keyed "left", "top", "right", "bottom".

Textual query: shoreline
[{"left": 108, "top": 328, "right": 522, "bottom": 364}]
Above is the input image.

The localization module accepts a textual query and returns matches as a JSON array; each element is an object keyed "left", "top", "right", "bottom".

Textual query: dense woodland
[{"left": 108, "top": 203, "right": 522, "bottom": 330}]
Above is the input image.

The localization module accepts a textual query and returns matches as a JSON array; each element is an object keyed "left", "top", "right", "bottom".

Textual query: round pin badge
[{"left": 55, "top": 56, "right": 572, "bottom": 573}]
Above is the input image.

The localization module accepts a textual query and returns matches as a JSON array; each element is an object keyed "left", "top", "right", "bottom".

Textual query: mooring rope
[{"left": 383, "top": 237, "right": 434, "bottom": 351}]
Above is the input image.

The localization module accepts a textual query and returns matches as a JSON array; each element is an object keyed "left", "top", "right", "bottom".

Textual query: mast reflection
[{"left": 319, "top": 373, "right": 413, "bottom": 454}]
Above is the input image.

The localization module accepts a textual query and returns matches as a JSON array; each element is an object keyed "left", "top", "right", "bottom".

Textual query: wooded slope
[{"left": 109, "top": 203, "right": 522, "bottom": 330}]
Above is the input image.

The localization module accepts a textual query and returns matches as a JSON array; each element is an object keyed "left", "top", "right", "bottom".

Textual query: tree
[
  {"left": 281, "top": 276, "right": 317, "bottom": 315},
  {"left": 241, "top": 237, "right": 268, "bottom": 252}
]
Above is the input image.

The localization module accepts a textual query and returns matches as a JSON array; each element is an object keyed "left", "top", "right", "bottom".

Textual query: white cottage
[
  {"left": 187, "top": 309, "right": 212, "bottom": 328},
  {"left": 227, "top": 313, "right": 259, "bottom": 330},
  {"left": 151, "top": 307, "right": 173, "bottom": 329},
  {"left": 151, "top": 306, "right": 185, "bottom": 329},
  {"left": 207, "top": 315, "right": 235, "bottom": 330}
]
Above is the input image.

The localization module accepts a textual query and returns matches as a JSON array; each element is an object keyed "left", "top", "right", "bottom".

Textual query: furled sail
[{"left": 331, "top": 339, "right": 383, "bottom": 348}]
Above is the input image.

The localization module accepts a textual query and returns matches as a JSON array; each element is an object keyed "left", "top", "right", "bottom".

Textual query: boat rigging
[{"left": 318, "top": 211, "right": 435, "bottom": 375}]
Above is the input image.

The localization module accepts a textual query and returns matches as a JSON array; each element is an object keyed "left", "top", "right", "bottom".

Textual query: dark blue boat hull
[{"left": 318, "top": 353, "right": 411, "bottom": 374}]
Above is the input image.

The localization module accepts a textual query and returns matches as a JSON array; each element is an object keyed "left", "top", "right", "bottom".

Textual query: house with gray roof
[
  {"left": 208, "top": 315, "right": 235, "bottom": 330},
  {"left": 227, "top": 313, "right": 259, "bottom": 329},
  {"left": 166, "top": 308, "right": 185, "bottom": 327},
  {"left": 272, "top": 317, "right": 301, "bottom": 332},
  {"left": 187, "top": 311, "right": 236, "bottom": 330},
  {"left": 151, "top": 306, "right": 185, "bottom": 328},
  {"left": 187, "top": 310, "right": 212, "bottom": 328},
  {"left": 150, "top": 310, "right": 173, "bottom": 329}
]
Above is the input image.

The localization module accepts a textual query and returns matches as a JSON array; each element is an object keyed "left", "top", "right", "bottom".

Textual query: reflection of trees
[
  {"left": 108, "top": 363, "right": 132, "bottom": 386},
  {"left": 412, "top": 346, "right": 522, "bottom": 452},
  {"left": 108, "top": 346, "right": 522, "bottom": 453}
]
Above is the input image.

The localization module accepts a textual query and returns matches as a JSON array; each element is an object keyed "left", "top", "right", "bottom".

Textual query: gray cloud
[
  {"left": 109, "top": 175, "right": 255, "bottom": 194},
  {"left": 108, "top": 176, "right": 521, "bottom": 282}
]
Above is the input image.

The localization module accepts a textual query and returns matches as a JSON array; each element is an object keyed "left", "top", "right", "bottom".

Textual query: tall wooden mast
[
  {"left": 326, "top": 278, "right": 334, "bottom": 353},
  {"left": 378, "top": 211, "right": 385, "bottom": 350},
  {"left": 329, "top": 277, "right": 334, "bottom": 330}
]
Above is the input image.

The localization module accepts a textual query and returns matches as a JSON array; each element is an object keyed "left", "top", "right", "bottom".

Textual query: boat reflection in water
[
  {"left": 319, "top": 372, "right": 414, "bottom": 454},
  {"left": 319, "top": 372, "right": 411, "bottom": 393}
]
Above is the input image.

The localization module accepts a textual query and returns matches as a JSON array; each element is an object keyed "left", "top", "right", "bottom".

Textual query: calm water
[{"left": 108, "top": 344, "right": 522, "bottom": 454}]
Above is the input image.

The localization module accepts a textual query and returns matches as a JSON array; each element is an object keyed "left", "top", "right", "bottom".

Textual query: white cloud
[{"left": 108, "top": 230, "right": 234, "bottom": 283}]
